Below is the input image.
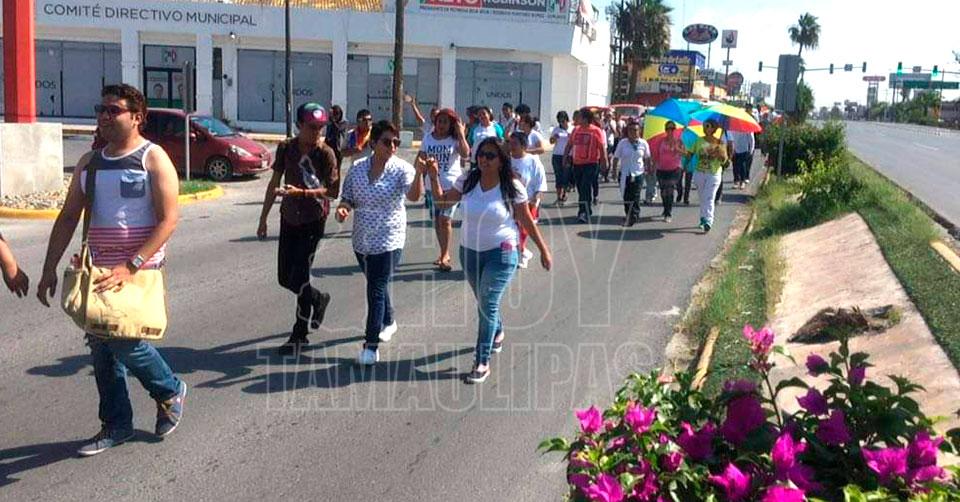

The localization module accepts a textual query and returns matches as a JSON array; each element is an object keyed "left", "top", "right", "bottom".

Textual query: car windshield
[{"left": 190, "top": 116, "right": 236, "bottom": 137}]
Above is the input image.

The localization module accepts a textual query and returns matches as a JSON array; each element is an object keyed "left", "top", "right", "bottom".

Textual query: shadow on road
[
  {"left": 25, "top": 331, "right": 472, "bottom": 396},
  {"left": 0, "top": 430, "right": 160, "bottom": 488}
]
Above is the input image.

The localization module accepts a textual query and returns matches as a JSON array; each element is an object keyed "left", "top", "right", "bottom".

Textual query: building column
[
  {"left": 540, "top": 56, "right": 554, "bottom": 126},
  {"left": 120, "top": 28, "right": 140, "bottom": 87},
  {"left": 439, "top": 45, "right": 457, "bottom": 109},
  {"left": 221, "top": 42, "right": 239, "bottom": 123},
  {"left": 332, "top": 29, "right": 348, "bottom": 111},
  {"left": 3, "top": 0, "right": 36, "bottom": 122},
  {"left": 195, "top": 34, "right": 214, "bottom": 115}
]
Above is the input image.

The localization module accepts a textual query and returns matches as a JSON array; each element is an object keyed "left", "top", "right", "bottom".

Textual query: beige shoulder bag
[{"left": 61, "top": 160, "right": 168, "bottom": 340}]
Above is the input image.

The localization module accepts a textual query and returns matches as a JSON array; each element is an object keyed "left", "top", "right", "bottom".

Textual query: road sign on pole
[
  {"left": 721, "top": 30, "right": 738, "bottom": 49},
  {"left": 775, "top": 54, "right": 801, "bottom": 113}
]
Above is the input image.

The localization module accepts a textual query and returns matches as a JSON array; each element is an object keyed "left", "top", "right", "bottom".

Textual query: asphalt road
[
  {"left": 1, "top": 143, "right": 759, "bottom": 500},
  {"left": 845, "top": 121, "right": 960, "bottom": 229}
]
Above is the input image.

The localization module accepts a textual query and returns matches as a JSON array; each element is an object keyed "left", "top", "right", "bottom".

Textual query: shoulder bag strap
[{"left": 81, "top": 155, "right": 98, "bottom": 246}]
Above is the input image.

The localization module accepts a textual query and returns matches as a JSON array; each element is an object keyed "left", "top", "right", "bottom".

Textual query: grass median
[
  {"left": 180, "top": 179, "right": 217, "bottom": 196},
  {"left": 687, "top": 153, "right": 960, "bottom": 394}
]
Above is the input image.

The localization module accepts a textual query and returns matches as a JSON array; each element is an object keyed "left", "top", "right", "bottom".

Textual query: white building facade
[{"left": 1, "top": 0, "right": 610, "bottom": 132}]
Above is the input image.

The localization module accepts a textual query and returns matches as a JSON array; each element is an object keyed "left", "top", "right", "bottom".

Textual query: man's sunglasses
[
  {"left": 379, "top": 137, "right": 401, "bottom": 148},
  {"left": 94, "top": 104, "right": 131, "bottom": 116},
  {"left": 477, "top": 150, "right": 499, "bottom": 160}
]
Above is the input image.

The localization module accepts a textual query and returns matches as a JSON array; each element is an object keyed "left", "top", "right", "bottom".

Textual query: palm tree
[
  {"left": 609, "top": 0, "right": 672, "bottom": 98},
  {"left": 788, "top": 13, "right": 821, "bottom": 58}
]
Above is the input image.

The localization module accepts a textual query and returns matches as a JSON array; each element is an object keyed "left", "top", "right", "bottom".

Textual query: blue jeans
[
  {"left": 573, "top": 163, "right": 600, "bottom": 219},
  {"left": 88, "top": 336, "right": 181, "bottom": 432},
  {"left": 355, "top": 249, "right": 402, "bottom": 349},
  {"left": 460, "top": 246, "right": 518, "bottom": 365}
]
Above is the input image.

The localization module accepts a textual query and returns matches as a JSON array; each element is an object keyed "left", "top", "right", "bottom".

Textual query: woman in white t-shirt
[
  {"left": 508, "top": 131, "right": 548, "bottom": 269},
  {"left": 549, "top": 110, "right": 573, "bottom": 206},
  {"left": 520, "top": 115, "right": 545, "bottom": 155},
  {"left": 422, "top": 137, "right": 552, "bottom": 384},
  {"left": 612, "top": 120, "right": 652, "bottom": 227},
  {"left": 418, "top": 108, "right": 469, "bottom": 272},
  {"left": 467, "top": 107, "right": 505, "bottom": 165}
]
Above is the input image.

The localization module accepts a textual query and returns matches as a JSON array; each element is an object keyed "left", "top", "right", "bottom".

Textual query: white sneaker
[
  {"left": 379, "top": 321, "right": 398, "bottom": 342},
  {"left": 522, "top": 248, "right": 534, "bottom": 260},
  {"left": 357, "top": 347, "right": 379, "bottom": 366},
  {"left": 518, "top": 256, "right": 530, "bottom": 269}
]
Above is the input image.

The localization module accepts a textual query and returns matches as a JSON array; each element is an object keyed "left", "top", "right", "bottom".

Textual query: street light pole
[
  {"left": 284, "top": 0, "right": 293, "bottom": 138},
  {"left": 391, "top": 0, "right": 404, "bottom": 128}
]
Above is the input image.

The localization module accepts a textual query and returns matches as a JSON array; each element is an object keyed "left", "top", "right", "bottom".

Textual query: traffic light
[
  {"left": 862, "top": 62, "right": 867, "bottom": 73},
  {"left": 758, "top": 61, "right": 763, "bottom": 72},
  {"left": 829, "top": 63, "right": 834, "bottom": 74},
  {"left": 897, "top": 62, "right": 903, "bottom": 76},
  {"left": 933, "top": 65, "right": 939, "bottom": 77}
]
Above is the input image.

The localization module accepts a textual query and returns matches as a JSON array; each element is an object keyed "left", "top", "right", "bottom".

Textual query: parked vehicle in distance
[
  {"left": 93, "top": 109, "right": 272, "bottom": 181},
  {"left": 611, "top": 104, "right": 646, "bottom": 120}
]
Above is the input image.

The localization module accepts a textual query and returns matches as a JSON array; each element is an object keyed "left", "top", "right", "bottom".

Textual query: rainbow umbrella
[
  {"left": 681, "top": 103, "right": 762, "bottom": 148},
  {"left": 642, "top": 99, "right": 703, "bottom": 140}
]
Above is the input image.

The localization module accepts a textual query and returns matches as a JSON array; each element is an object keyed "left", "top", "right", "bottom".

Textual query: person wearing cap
[{"left": 257, "top": 103, "right": 339, "bottom": 355}]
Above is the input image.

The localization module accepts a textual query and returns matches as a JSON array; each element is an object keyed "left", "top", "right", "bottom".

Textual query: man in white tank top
[{"left": 36, "top": 84, "right": 187, "bottom": 457}]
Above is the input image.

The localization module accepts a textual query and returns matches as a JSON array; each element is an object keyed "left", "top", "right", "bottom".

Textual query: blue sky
[{"left": 593, "top": 0, "right": 960, "bottom": 106}]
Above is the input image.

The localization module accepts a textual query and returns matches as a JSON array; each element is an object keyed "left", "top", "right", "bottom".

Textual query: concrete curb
[
  {"left": 0, "top": 185, "right": 224, "bottom": 220},
  {"left": 178, "top": 185, "right": 225, "bottom": 205},
  {"left": 931, "top": 240, "right": 960, "bottom": 274}
]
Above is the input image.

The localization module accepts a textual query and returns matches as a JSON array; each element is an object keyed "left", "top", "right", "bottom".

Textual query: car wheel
[{"left": 205, "top": 156, "right": 232, "bottom": 181}]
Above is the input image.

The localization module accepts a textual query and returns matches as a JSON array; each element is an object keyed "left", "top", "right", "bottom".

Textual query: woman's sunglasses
[
  {"left": 477, "top": 150, "right": 499, "bottom": 160},
  {"left": 379, "top": 137, "right": 401, "bottom": 148},
  {"left": 94, "top": 104, "right": 130, "bottom": 117}
]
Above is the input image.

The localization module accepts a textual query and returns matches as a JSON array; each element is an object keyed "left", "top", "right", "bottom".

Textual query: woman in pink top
[{"left": 655, "top": 121, "right": 685, "bottom": 222}]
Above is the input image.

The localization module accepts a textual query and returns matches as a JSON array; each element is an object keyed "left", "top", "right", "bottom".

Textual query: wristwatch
[{"left": 128, "top": 254, "right": 146, "bottom": 271}]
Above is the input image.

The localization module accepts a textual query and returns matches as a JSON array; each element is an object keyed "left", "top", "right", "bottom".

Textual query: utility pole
[
  {"left": 391, "top": 0, "right": 404, "bottom": 128},
  {"left": 284, "top": 0, "right": 293, "bottom": 137}
]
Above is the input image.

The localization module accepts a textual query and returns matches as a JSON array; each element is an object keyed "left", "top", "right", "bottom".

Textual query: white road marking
[
  {"left": 912, "top": 142, "right": 939, "bottom": 152},
  {"left": 645, "top": 306, "right": 682, "bottom": 317}
]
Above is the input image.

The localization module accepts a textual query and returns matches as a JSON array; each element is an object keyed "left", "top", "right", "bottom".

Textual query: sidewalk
[{"left": 769, "top": 213, "right": 960, "bottom": 436}]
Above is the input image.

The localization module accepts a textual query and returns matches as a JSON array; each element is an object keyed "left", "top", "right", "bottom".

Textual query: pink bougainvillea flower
[
  {"left": 708, "top": 463, "right": 752, "bottom": 501},
  {"left": 863, "top": 446, "right": 909, "bottom": 485},
  {"left": 796, "top": 388, "right": 829, "bottom": 416},
  {"left": 720, "top": 394, "right": 766, "bottom": 445},
  {"left": 605, "top": 435, "right": 627, "bottom": 452},
  {"left": 584, "top": 473, "right": 625, "bottom": 502},
  {"left": 624, "top": 403, "right": 657, "bottom": 435},
  {"left": 849, "top": 366, "right": 866, "bottom": 387},
  {"left": 788, "top": 464, "right": 822, "bottom": 493},
  {"left": 576, "top": 406, "right": 603, "bottom": 435},
  {"left": 661, "top": 451, "right": 684, "bottom": 472},
  {"left": 771, "top": 432, "right": 807, "bottom": 479},
  {"left": 569, "top": 473, "right": 592, "bottom": 491},
  {"left": 676, "top": 422, "right": 716, "bottom": 461},
  {"left": 629, "top": 464, "right": 659, "bottom": 502},
  {"left": 909, "top": 431, "right": 943, "bottom": 468},
  {"left": 816, "top": 410, "right": 851, "bottom": 446},
  {"left": 907, "top": 465, "right": 946, "bottom": 485},
  {"left": 760, "top": 485, "right": 806, "bottom": 502},
  {"left": 722, "top": 379, "right": 759, "bottom": 395},
  {"left": 805, "top": 354, "right": 829, "bottom": 376},
  {"left": 743, "top": 324, "right": 775, "bottom": 356}
]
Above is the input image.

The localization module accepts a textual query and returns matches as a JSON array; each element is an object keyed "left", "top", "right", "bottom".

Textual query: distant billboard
[{"left": 682, "top": 24, "right": 718, "bottom": 45}]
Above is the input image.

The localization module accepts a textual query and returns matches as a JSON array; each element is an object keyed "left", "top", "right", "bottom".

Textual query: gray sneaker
[
  {"left": 78, "top": 427, "right": 135, "bottom": 457},
  {"left": 155, "top": 381, "right": 187, "bottom": 438}
]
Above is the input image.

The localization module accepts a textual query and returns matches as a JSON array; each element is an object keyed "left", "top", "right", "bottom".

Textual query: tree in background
[
  {"left": 608, "top": 0, "right": 672, "bottom": 98},
  {"left": 788, "top": 13, "right": 821, "bottom": 58},
  {"left": 791, "top": 81, "right": 814, "bottom": 123}
]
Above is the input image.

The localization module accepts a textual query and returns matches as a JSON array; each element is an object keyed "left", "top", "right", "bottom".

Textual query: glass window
[{"left": 191, "top": 116, "right": 236, "bottom": 137}]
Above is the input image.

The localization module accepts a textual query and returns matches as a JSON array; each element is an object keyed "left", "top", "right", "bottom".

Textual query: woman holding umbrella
[{"left": 688, "top": 119, "right": 727, "bottom": 233}]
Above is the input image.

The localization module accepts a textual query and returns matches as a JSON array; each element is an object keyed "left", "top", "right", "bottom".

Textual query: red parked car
[{"left": 93, "top": 109, "right": 272, "bottom": 181}]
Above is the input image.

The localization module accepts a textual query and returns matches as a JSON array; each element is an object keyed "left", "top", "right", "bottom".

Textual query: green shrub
[
  {"left": 759, "top": 122, "right": 846, "bottom": 176},
  {"left": 795, "top": 158, "right": 865, "bottom": 219}
]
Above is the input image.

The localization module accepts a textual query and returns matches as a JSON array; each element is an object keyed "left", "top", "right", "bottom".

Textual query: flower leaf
[
  {"left": 536, "top": 437, "right": 570, "bottom": 455},
  {"left": 775, "top": 376, "right": 810, "bottom": 394}
]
